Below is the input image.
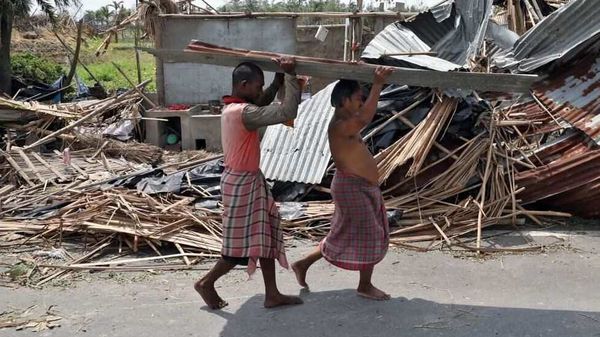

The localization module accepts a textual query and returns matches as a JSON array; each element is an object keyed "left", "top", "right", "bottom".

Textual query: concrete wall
[
  {"left": 295, "top": 18, "right": 398, "bottom": 93},
  {"left": 296, "top": 25, "right": 346, "bottom": 93},
  {"left": 156, "top": 16, "right": 297, "bottom": 105}
]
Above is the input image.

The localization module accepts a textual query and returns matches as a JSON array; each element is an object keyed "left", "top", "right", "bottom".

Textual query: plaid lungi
[
  {"left": 220, "top": 168, "right": 288, "bottom": 275},
  {"left": 320, "top": 170, "right": 389, "bottom": 270}
]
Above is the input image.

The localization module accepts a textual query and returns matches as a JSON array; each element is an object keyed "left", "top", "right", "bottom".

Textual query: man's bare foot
[
  {"left": 291, "top": 261, "right": 309, "bottom": 288},
  {"left": 357, "top": 283, "right": 391, "bottom": 301},
  {"left": 194, "top": 280, "right": 228, "bottom": 310},
  {"left": 264, "top": 293, "right": 304, "bottom": 308}
]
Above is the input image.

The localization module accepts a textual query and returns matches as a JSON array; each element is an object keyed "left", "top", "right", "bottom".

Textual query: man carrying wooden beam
[
  {"left": 194, "top": 57, "right": 302, "bottom": 309},
  {"left": 292, "top": 67, "right": 393, "bottom": 301}
]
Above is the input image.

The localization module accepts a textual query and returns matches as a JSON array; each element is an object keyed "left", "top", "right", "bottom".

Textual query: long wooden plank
[
  {"left": 0, "top": 150, "right": 35, "bottom": 186},
  {"left": 159, "top": 11, "right": 414, "bottom": 19},
  {"left": 15, "top": 149, "right": 45, "bottom": 182},
  {"left": 141, "top": 47, "right": 539, "bottom": 92},
  {"left": 30, "top": 152, "right": 68, "bottom": 181}
]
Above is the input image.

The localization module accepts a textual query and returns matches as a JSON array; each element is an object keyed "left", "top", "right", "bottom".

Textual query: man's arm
[
  {"left": 255, "top": 73, "right": 284, "bottom": 107},
  {"left": 338, "top": 66, "right": 394, "bottom": 136},
  {"left": 242, "top": 74, "right": 300, "bottom": 130},
  {"left": 242, "top": 57, "right": 300, "bottom": 130}
]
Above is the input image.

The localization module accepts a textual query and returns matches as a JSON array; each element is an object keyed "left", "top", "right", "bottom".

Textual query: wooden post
[
  {"left": 134, "top": 0, "right": 142, "bottom": 84},
  {"left": 374, "top": 16, "right": 385, "bottom": 35}
]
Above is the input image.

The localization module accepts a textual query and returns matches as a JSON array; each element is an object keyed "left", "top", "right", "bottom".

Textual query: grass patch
[
  {"left": 78, "top": 37, "right": 156, "bottom": 93},
  {"left": 12, "top": 52, "right": 65, "bottom": 84}
]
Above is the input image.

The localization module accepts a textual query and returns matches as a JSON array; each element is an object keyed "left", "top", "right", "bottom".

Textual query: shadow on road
[{"left": 209, "top": 289, "right": 600, "bottom": 337}]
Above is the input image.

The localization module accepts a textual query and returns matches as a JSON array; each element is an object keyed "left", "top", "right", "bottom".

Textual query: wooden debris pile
[
  {"left": 0, "top": 305, "right": 62, "bottom": 332},
  {"left": 280, "top": 98, "right": 570, "bottom": 252},
  {"left": 1, "top": 75, "right": 224, "bottom": 280},
  {"left": 0, "top": 170, "right": 225, "bottom": 284},
  {"left": 0, "top": 188, "right": 222, "bottom": 267}
]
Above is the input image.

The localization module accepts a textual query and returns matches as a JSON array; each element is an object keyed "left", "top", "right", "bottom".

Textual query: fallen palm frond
[{"left": 139, "top": 0, "right": 179, "bottom": 39}]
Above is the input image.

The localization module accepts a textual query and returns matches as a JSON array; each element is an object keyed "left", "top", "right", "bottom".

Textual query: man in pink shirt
[{"left": 195, "top": 57, "right": 302, "bottom": 309}]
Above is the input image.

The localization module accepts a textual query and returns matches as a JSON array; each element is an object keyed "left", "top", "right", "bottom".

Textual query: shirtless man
[{"left": 292, "top": 66, "right": 394, "bottom": 300}]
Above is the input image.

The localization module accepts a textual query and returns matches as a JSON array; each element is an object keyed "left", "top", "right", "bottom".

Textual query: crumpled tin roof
[
  {"left": 361, "top": 23, "right": 461, "bottom": 71},
  {"left": 260, "top": 82, "right": 336, "bottom": 184},
  {"left": 362, "top": 0, "right": 494, "bottom": 70},
  {"left": 492, "top": 0, "right": 600, "bottom": 73}
]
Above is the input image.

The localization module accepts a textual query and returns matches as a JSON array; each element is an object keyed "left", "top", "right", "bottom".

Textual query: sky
[{"left": 73, "top": 0, "right": 442, "bottom": 12}]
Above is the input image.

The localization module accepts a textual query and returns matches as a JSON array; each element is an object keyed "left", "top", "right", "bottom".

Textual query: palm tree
[
  {"left": 97, "top": 6, "right": 112, "bottom": 27},
  {"left": 0, "top": 0, "right": 78, "bottom": 94},
  {"left": 83, "top": 9, "right": 97, "bottom": 25},
  {"left": 108, "top": 0, "right": 124, "bottom": 42}
]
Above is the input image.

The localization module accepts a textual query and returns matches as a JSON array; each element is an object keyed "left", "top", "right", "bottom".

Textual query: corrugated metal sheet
[
  {"left": 510, "top": 51, "right": 600, "bottom": 218},
  {"left": 514, "top": 128, "right": 600, "bottom": 218},
  {"left": 260, "top": 83, "right": 336, "bottom": 184},
  {"left": 362, "top": 0, "right": 493, "bottom": 69},
  {"left": 517, "top": 137, "right": 600, "bottom": 218},
  {"left": 493, "top": 0, "right": 600, "bottom": 72},
  {"left": 535, "top": 54, "right": 600, "bottom": 144},
  {"left": 496, "top": 53, "right": 600, "bottom": 143},
  {"left": 486, "top": 21, "right": 519, "bottom": 50},
  {"left": 361, "top": 23, "right": 460, "bottom": 71},
  {"left": 429, "top": 0, "right": 454, "bottom": 22},
  {"left": 437, "top": 0, "right": 493, "bottom": 65}
]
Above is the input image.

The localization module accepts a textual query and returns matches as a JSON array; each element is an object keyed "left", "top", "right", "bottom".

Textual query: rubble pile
[{"left": 1, "top": 0, "right": 598, "bottom": 285}]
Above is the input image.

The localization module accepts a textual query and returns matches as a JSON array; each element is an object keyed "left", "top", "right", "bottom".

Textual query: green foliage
[
  {"left": 11, "top": 52, "right": 65, "bottom": 83},
  {"left": 78, "top": 37, "right": 156, "bottom": 92}
]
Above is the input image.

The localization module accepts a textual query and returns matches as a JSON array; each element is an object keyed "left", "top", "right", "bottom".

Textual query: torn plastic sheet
[
  {"left": 278, "top": 204, "right": 404, "bottom": 223},
  {"left": 136, "top": 159, "right": 225, "bottom": 195},
  {"left": 279, "top": 202, "right": 306, "bottom": 221},
  {"left": 103, "top": 119, "right": 137, "bottom": 141},
  {"left": 387, "top": 209, "right": 404, "bottom": 227},
  {"left": 271, "top": 181, "right": 308, "bottom": 202},
  {"left": 137, "top": 171, "right": 185, "bottom": 194},
  {"left": 195, "top": 200, "right": 220, "bottom": 210},
  {"left": 106, "top": 168, "right": 162, "bottom": 189}
]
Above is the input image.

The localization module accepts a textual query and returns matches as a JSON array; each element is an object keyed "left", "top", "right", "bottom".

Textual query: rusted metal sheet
[
  {"left": 534, "top": 54, "right": 600, "bottom": 144},
  {"left": 515, "top": 128, "right": 600, "bottom": 218}
]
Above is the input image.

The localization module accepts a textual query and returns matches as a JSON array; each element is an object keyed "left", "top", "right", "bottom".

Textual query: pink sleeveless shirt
[{"left": 221, "top": 103, "right": 261, "bottom": 172}]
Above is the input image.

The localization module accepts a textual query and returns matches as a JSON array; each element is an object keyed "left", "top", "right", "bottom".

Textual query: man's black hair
[
  {"left": 232, "top": 62, "right": 264, "bottom": 85},
  {"left": 331, "top": 79, "right": 361, "bottom": 108}
]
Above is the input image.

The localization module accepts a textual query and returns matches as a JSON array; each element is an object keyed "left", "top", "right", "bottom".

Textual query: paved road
[{"left": 1, "top": 230, "right": 599, "bottom": 337}]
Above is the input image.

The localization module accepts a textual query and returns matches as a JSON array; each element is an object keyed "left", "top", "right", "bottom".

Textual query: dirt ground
[
  {"left": 11, "top": 30, "right": 71, "bottom": 64},
  {"left": 1, "top": 227, "right": 600, "bottom": 337}
]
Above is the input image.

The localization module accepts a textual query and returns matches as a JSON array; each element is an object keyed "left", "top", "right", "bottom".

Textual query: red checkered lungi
[
  {"left": 220, "top": 168, "right": 288, "bottom": 275},
  {"left": 320, "top": 170, "right": 389, "bottom": 270}
]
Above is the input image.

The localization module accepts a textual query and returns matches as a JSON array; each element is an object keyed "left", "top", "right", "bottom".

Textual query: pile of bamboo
[
  {"left": 0, "top": 148, "right": 150, "bottom": 187},
  {"left": 376, "top": 96, "right": 459, "bottom": 181},
  {"left": 282, "top": 103, "right": 571, "bottom": 251},
  {"left": 0, "top": 189, "right": 223, "bottom": 285}
]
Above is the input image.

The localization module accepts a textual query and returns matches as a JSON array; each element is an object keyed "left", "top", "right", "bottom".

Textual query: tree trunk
[{"left": 0, "top": 12, "right": 14, "bottom": 95}]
